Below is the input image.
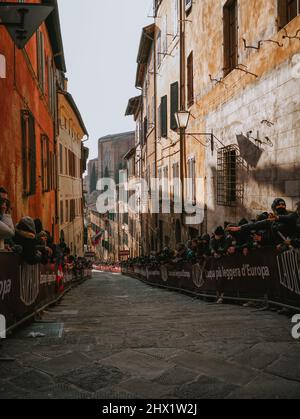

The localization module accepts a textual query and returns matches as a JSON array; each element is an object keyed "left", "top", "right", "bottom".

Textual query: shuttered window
[
  {"left": 187, "top": 53, "right": 194, "bottom": 107},
  {"left": 170, "top": 82, "right": 179, "bottom": 130},
  {"left": 223, "top": 0, "right": 238, "bottom": 77},
  {"left": 278, "top": 0, "right": 299, "bottom": 28},
  {"left": 59, "top": 144, "right": 63, "bottom": 174},
  {"left": 160, "top": 95, "right": 168, "bottom": 138},
  {"left": 37, "top": 30, "right": 45, "bottom": 93},
  {"left": 41, "top": 134, "right": 50, "bottom": 192},
  {"left": 21, "top": 110, "right": 36, "bottom": 196}
]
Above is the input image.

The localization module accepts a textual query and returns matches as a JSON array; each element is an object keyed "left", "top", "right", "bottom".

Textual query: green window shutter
[
  {"left": 161, "top": 95, "right": 168, "bottom": 138},
  {"left": 170, "top": 82, "right": 179, "bottom": 130}
]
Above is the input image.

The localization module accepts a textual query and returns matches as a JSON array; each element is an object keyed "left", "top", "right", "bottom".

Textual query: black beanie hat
[{"left": 214, "top": 226, "right": 225, "bottom": 236}]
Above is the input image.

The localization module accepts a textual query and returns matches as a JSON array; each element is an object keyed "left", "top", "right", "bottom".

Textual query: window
[
  {"left": 217, "top": 145, "right": 239, "bottom": 207},
  {"left": 187, "top": 157, "right": 196, "bottom": 206},
  {"left": 59, "top": 144, "right": 63, "bottom": 174},
  {"left": 60, "top": 201, "right": 64, "bottom": 224},
  {"left": 41, "top": 134, "right": 50, "bottom": 192},
  {"left": 223, "top": 0, "right": 238, "bottom": 77},
  {"left": 278, "top": 0, "right": 299, "bottom": 28},
  {"left": 173, "top": 0, "right": 179, "bottom": 36},
  {"left": 21, "top": 110, "right": 36, "bottom": 196},
  {"left": 170, "top": 82, "right": 179, "bottom": 130},
  {"left": 65, "top": 200, "right": 69, "bottom": 223},
  {"left": 157, "top": 31, "right": 162, "bottom": 67},
  {"left": 160, "top": 95, "right": 168, "bottom": 138},
  {"left": 172, "top": 162, "right": 180, "bottom": 204},
  {"left": 187, "top": 52, "right": 194, "bottom": 107},
  {"left": 162, "top": 15, "right": 168, "bottom": 55},
  {"left": 47, "top": 57, "right": 56, "bottom": 116},
  {"left": 36, "top": 30, "right": 45, "bottom": 92}
]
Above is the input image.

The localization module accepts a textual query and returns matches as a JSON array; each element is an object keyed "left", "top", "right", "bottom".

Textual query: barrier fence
[
  {"left": 93, "top": 265, "right": 121, "bottom": 274},
  {"left": 0, "top": 253, "right": 92, "bottom": 330},
  {"left": 122, "top": 248, "right": 300, "bottom": 310}
]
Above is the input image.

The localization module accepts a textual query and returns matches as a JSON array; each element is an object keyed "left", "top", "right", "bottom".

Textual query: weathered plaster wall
[{"left": 186, "top": 0, "right": 300, "bottom": 232}]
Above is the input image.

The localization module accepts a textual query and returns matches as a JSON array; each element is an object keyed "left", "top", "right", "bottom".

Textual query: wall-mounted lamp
[
  {"left": 174, "top": 110, "right": 225, "bottom": 152},
  {"left": 174, "top": 110, "right": 191, "bottom": 130},
  {"left": 0, "top": 2, "right": 54, "bottom": 49}
]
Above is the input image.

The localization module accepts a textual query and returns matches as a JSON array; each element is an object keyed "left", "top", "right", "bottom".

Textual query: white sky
[{"left": 58, "top": 0, "right": 151, "bottom": 160}]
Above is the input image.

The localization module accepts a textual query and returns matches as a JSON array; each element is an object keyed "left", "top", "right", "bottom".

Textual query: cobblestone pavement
[{"left": 1, "top": 272, "right": 300, "bottom": 399}]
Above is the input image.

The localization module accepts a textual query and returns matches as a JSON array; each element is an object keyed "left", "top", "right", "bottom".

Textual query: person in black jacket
[
  {"left": 210, "top": 226, "right": 233, "bottom": 258},
  {"left": 14, "top": 217, "right": 42, "bottom": 265},
  {"left": 227, "top": 199, "right": 295, "bottom": 246}
]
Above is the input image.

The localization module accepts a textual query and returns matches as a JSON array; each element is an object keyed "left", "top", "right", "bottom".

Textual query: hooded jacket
[
  {"left": 0, "top": 213, "right": 15, "bottom": 239},
  {"left": 14, "top": 217, "right": 42, "bottom": 265}
]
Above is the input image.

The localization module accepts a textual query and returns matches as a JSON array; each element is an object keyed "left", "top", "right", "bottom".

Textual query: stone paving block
[
  {"left": 154, "top": 366, "right": 200, "bottom": 386},
  {"left": 0, "top": 360, "right": 30, "bottom": 380},
  {"left": 34, "top": 352, "right": 92, "bottom": 376},
  {"left": 119, "top": 378, "right": 174, "bottom": 399},
  {"left": 227, "top": 373, "right": 300, "bottom": 399},
  {"left": 174, "top": 375, "right": 238, "bottom": 399},
  {"left": 229, "top": 346, "right": 280, "bottom": 370},
  {"left": 90, "top": 386, "right": 141, "bottom": 400},
  {"left": 0, "top": 381, "right": 29, "bottom": 399},
  {"left": 265, "top": 356, "right": 300, "bottom": 382},
  {"left": 10, "top": 370, "right": 54, "bottom": 392},
  {"left": 25, "top": 383, "right": 88, "bottom": 400},
  {"left": 171, "top": 351, "right": 257, "bottom": 386},
  {"left": 135, "top": 347, "right": 184, "bottom": 361},
  {"left": 100, "top": 349, "right": 174, "bottom": 380},
  {"left": 58, "top": 364, "right": 125, "bottom": 393}
]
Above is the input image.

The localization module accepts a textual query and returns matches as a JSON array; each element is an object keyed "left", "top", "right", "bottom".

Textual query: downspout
[
  {"left": 180, "top": 0, "right": 186, "bottom": 228},
  {"left": 81, "top": 135, "right": 89, "bottom": 256}
]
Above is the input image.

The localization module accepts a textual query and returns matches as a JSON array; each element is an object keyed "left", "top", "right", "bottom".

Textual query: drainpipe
[{"left": 180, "top": 0, "right": 186, "bottom": 228}]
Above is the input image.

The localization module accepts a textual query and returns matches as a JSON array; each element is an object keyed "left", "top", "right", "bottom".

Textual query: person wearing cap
[
  {"left": 210, "top": 226, "right": 233, "bottom": 259},
  {"left": 197, "top": 234, "right": 211, "bottom": 258},
  {"left": 14, "top": 217, "right": 42, "bottom": 265},
  {"left": 227, "top": 199, "right": 296, "bottom": 246}
]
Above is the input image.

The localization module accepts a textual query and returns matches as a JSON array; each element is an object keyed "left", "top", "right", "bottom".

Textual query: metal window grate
[{"left": 217, "top": 144, "right": 243, "bottom": 207}]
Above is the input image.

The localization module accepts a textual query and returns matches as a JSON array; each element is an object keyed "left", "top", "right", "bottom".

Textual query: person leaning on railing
[{"left": 0, "top": 187, "right": 15, "bottom": 251}]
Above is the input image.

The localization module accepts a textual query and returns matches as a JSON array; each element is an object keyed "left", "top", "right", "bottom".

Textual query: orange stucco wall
[{"left": 0, "top": 0, "right": 58, "bottom": 241}]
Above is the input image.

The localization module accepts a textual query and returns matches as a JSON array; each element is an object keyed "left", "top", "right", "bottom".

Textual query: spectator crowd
[
  {"left": 0, "top": 186, "right": 92, "bottom": 271},
  {"left": 122, "top": 198, "right": 300, "bottom": 269}
]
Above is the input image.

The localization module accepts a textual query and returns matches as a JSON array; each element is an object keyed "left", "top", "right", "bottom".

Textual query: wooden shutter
[
  {"left": 170, "top": 82, "right": 179, "bottom": 130},
  {"left": 187, "top": 53, "right": 194, "bottom": 107},
  {"left": 223, "top": 0, "right": 238, "bottom": 76},
  {"left": 21, "top": 111, "right": 28, "bottom": 195},
  {"left": 29, "top": 113, "right": 36, "bottom": 195},
  {"left": 37, "top": 31, "right": 45, "bottom": 92},
  {"left": 161, "top": 96, "right": 168, "bottom": 138}
]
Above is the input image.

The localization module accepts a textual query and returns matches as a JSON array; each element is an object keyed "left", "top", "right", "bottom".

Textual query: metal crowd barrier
[
  {"left": 122, "top": 247, "right": 300, "bottom": 311},
  {"left": 0, "top": 253, "right": 92, "bottom": 333}
]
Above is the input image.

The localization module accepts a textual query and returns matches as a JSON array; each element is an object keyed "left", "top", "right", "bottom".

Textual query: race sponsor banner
[
  {"left": 0, "top": 253, "right": 87, "bottom": 329},
  {"left": 123, "top": 248, "right": 300, "bottom": 309}
]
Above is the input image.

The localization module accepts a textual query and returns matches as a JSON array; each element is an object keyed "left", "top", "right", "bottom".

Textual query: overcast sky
[{"left": 58, "top": 0, "right": 151, "bottom": 160}]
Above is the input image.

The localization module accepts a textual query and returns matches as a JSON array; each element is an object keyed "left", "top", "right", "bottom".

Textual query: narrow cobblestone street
[{"left": 1, "top": 272, "right": 300, "bottom": 399}]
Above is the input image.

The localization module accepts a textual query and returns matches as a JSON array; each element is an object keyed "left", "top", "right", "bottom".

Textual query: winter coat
[{"left": 0, "top": 213, "right": 15, "bottom": 240}]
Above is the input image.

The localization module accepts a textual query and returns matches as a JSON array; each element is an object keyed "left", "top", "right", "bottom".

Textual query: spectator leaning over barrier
[
  {"left": 14, "top": 217, "right": 42, "bottom": 265},
  {"left": 0, "top": 187, "right": 15, "bottom": 251},
  {"left": 197, "top": 234, "right": 211, "bottom": 258},
  {"left": 227, "top": 199, "right": 294, "bottom": 248},
  {"left": 36, "top": 231, "right": 53, "bottom": 265},
  {"left": 210, "top": 226, "right": 233, "bottom": 259}
]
